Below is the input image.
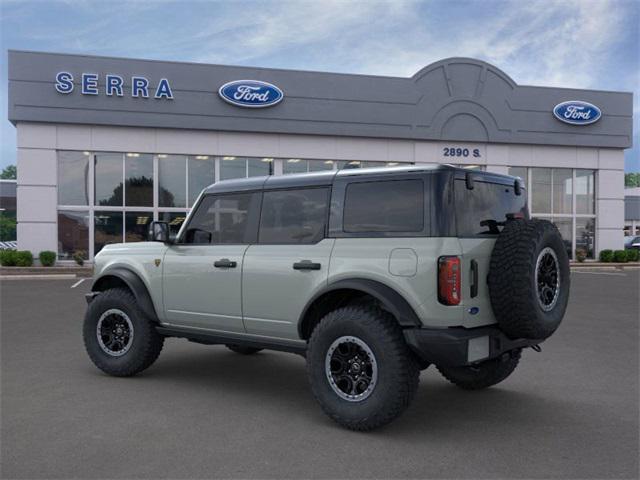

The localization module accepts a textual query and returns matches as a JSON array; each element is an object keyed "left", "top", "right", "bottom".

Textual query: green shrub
[
  {"left": 15, "top": 250, "right": 34, "bottom": 267},
  {"left": 613, "top": 250, "right": 628, "bottom": 263},
  {"left": 599, "top": 249, "right": 614, "bottom": 262},
  {"left": 0, "top": 249, "right": 18, "bottom": 266},
  {"left": 626, "top": 249, "right": 639, "bottom": 262},
  {"left": 72, "top": 250, "right": 87, "bottom": 266},
  {"left": 39, "top": 250, "right": 57, "bottom": 267},
  {"left": 574, "top": 248, "right": 587, "bottom": 263}
]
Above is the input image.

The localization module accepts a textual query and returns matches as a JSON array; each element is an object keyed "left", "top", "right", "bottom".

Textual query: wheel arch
[
  {"left": 298, "top": 278, "right": 422, "bottom": 340},
  {"left": 92, "top": 268, "right": 159, "bottom": 322}
]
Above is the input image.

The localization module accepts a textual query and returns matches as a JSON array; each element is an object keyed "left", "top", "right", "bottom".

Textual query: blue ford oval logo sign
[
  {"left": 218, "top": 80, "right": 283, "bottom": 108},
  {"left": 553, "top": 100, "right": 601, "bottom": 125}
]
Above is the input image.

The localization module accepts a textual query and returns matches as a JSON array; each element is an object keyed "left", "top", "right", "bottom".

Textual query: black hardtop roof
[{"left": 202, "top": 164, "right": 519, "bottom": 195}]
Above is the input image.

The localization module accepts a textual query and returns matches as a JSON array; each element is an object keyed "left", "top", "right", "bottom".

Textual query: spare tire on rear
[{"left": 488, "top": 218, "right": 570, "bottom": 340}]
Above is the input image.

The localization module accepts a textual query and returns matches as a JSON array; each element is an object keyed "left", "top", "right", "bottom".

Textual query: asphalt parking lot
[{"left": 1, "top": 271, "right": 638, "bottom": 479}]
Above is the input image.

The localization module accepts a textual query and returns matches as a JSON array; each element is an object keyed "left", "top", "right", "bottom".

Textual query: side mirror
[
  {"left": 149, "top": 221, "right": 171, "bottom": 243},
  {"left": 465, "top": 171, "right": 475, "bottom": 190},
  {"left": 514, "top": 178, "right": 523, "bottom": 196}
]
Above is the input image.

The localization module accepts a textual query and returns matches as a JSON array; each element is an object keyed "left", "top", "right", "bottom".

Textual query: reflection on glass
[
  {"left": 125, "top": 153, "right": 153, "bottom": 206},
  {"left": 552, "top": 169, "right": 572, "bottom": 214},
  {"left": 552, "top": 217, "right": 573, "bottom": 259},
  {"left": 576, "top": 217, "right": 596, "bottom": 259},
  {"left": 94, "top": 211, "right": 123, "bottom": 254},
  {"left": 58, "top": 210, "right": 89, "bottom": 259},
  {"left": 58, "top": 151, "right": 89, "bottom": 205},
  {"left": 95, "top": 153, "right": 123, "bottom": 206},
  {"left": 338, "top": 161, "right": 361, "bottom": 170},
  {"left": 220, "top": 157, "right": 246, "bottom": 180},
  {"left": 283, "top": 159, "right": 308, "bottom": 174},
  {"left": 531, "top": 168, "right": 551, "bottom": 213},
  {"left": 125, "top": 212, "right": 153, "bottom": 243},
  {"left": 158, "top": 155, "right": 186, "bottom": 208},
  {"left": 188, "top": 156, "right": 215, "bottom": 206},
  {"left": 308, "top": 160, "right": 334, "bottom": 172},
  {"left": 361, "top": 161, "right": 383, "bottom": 168},
  {"left": 576, "top": 169, "right": 595, "bottom": 214},
  {"left": 248, "top": 158, "right": 272, "bottom": 177},
  {"left": 159, "top": 211, "right": 188, "bottom": 238}
]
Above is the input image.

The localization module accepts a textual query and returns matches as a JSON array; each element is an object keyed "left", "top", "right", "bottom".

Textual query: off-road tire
[
  {"left": 488, "top": 218, "right": 570, "bottom": 340},
  {"left": 307, "top": 305, "right": 419, "bottom": 431},
  {"left": 83, "top": 288, "right": 164, "bottom": 377},
  {"left": 437, "top": 349, "right": 521, "bottom": 390},
  {"left": 225, "top": 344, "right": 263, "bottom": 355}
]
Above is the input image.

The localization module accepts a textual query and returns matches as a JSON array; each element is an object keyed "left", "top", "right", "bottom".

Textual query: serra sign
[{"left": 55, "top": 72, "right": 174, "bottom": 99}]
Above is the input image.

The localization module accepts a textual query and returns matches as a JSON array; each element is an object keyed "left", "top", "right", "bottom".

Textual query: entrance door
[
  {"left": 162, "top": 191, "right": 260, "bottom": 333},
  {"left": 242, "top": 187, "right": 333, "bottom": 340}
]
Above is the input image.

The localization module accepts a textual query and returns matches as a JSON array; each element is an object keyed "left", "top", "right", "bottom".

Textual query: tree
[
  {"left": 1, "top": 165, "right": 16, "bottom": 179},
  {"left": 625, "top": 172, "right": 640, "bottom": 188}
]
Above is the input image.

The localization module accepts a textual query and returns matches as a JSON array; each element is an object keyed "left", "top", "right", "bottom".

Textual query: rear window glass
[
  {"left": 259, "top": 188, "right": 329, "bottom": 244},
  {"left": 343, "top": 179, "right": 424, "bottom": 233},
  {"left": 455, "top": 180, "right": 527, "bottom": 236}
]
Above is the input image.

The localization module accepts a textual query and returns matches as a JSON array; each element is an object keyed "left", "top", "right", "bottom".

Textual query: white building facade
[{"left": 8, "top": 51, "right": 633, "bottom": 261}]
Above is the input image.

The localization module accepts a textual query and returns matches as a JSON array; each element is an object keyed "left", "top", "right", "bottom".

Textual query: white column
[
  {"left": 16, "top": 123, "right": 58, "bottom": 258},
  {"left": 595, "top": 149, "right": 625, "bottom": 253}
]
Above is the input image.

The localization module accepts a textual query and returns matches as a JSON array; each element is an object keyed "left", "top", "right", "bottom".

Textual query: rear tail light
[{"left": 438, "top": 256, "right": 461, "bottom": 305}]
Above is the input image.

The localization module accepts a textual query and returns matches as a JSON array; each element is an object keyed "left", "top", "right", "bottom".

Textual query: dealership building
[{"left": 7, "top": 50, "right": 633, "bottom": 261}]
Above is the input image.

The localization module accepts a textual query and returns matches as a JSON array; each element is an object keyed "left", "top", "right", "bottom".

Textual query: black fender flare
[
  {"left": 298, "top": 278, "right": 422, "bottom": 337},
  {"left": 91, "top": 267, "right": 159, "bottom": 322}
]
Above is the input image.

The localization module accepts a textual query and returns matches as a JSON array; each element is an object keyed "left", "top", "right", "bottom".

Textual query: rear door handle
[
  {"left": 214, "top": 258, "right": 237, "bottom": 268},
  {"left": 293, "top": 260, "right": 321, "bottom": 271},
  {"left": 470, "top": 259, "right": 478, "bottom": 298}
]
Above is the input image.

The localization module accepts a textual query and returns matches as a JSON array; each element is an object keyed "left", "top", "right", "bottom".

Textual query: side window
[
  {"left": 183, "top": 193, "right": 257, "bottom": 244},
  {"left": 454, "top": 180, "right": 527, "bottom": 236},
  {"left": 343, "top": 179, "right": 424, "bottom": 233},
  {"left": 259, "top": 188, "right": 329, "bottom": 244}
]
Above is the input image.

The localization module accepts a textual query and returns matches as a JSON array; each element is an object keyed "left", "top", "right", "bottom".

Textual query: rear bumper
[{"left": 403, "top": 325, "right": 541, "bottom": 367}]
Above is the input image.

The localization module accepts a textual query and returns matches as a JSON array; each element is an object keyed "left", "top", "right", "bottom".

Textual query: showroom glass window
[
  {"left": 124, "top": 153, "right": 153, "bottom": 207},
  {"left": 94, "top": 211, "right": 123, "bottom": 254},
  {"left": 509, "top": 167, "right": 596, "bottom": 260},
  {"left": 58, "top": 210, "right": 89, "bottom": 260},
  {"left": 58, "top": 151, "right": 90, "bottom": 205},
  {"left": 188, "top": 156, "right": 215, "bottom": 206},
  {"left": 158, "top": 155, "right": 186, "bottom": 208},
  {"left": 95, "top": 153, "right": 123, "bottom": 206}
]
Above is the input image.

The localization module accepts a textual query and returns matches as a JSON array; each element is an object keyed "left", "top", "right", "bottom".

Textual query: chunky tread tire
[
  {"left": 83, "top": 288, "right": 164, "bottom": 377},
  {"left": 307, "top": 305, "right": 419, "bottom": 431},
  {"left": 488, "top": 218, "right": 570, "bottom": 340},
  {"left": 225, "top": 344, "right": 263, "bottom": 355},
  {"left": 437, "top": 349, "right": 521, "bottom": 390}
]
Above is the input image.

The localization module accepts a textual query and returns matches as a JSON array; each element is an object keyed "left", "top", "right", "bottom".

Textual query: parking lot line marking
[
  {"left": 572, "top": 270, "right": 626, "bottom": 276},
  {"left": 71, "top": 278, "right": 87, "bottom": 288}
]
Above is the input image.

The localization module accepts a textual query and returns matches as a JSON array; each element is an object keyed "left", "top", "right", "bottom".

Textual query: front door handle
[
  {"left": 214, "top": 258, "right": 237, "bottom": 268},
  {"left": 293, "top": 260, "right": 321, "bottom": 271}
]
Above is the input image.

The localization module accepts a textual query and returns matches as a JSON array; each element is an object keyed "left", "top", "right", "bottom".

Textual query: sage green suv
[{"left": 83, "top": 165, "right": 570, "bottom": 430}]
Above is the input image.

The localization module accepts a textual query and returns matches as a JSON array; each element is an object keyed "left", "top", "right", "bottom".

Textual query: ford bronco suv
[{"left": 84, "top": 165, "right": 570, "bottom": 430}]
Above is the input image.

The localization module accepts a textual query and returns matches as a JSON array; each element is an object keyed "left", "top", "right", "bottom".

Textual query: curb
[
  {"left": 570, "top": 262, "right": 640, "bottom": 270},
  {"left": 0, "top": 274, "right": 79, "bottom": 280}
]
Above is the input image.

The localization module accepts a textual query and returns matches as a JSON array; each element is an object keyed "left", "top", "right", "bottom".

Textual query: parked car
[
  {"left": 624, "top": 235, "right": 640, "bottom": 250},
  {"left": 83, "top": 165, "right": 570, "bottom": 430}
]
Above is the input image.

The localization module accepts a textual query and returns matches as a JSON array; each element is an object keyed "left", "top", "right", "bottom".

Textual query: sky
[{"left": 1, "top": 0, "right": 638, "bottom": 171}]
